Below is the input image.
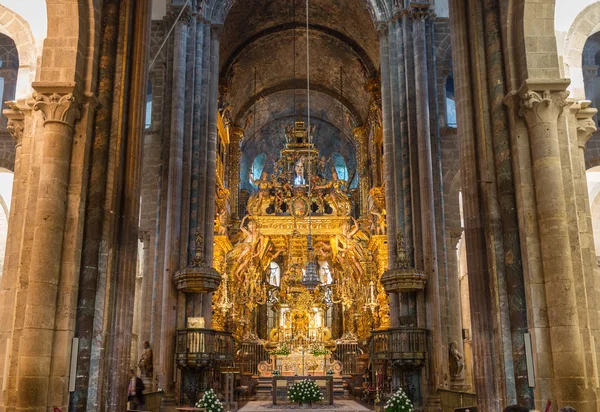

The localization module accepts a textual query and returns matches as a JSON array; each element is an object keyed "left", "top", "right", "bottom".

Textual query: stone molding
[
  {"left": 31, "top": 82, "right": 81, "bottom": 128},
  {"left": 518, "top": 80, "right": 570, "bottom": 127}
]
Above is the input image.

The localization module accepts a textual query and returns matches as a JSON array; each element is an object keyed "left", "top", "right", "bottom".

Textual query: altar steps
[{"left": 254, "top": 377, "right": 348, "bottom": 400}]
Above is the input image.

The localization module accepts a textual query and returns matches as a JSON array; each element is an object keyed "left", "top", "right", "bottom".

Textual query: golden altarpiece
[{"left": 208, "top": 115, "right": 392, "bottom": 374}]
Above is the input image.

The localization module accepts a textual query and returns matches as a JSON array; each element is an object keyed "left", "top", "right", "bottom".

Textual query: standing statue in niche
[
  {"left": 448, "top": 341, "right": 464, "bottom": 379},
  {"left": 293, "top": 157, "right": 306, "bottom": 186},
  {"left": 138, "top": 340, "right": 153, "bottom": 379}
]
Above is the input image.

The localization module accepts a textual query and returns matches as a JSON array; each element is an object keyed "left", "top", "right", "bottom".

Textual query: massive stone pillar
[
  {"left": 69, "top": 1, "right": 121, "bottom": 409},
  {"left": 518, "top": 80, "right": 595, "bottom": 411},
  {"left": 15, "top": 86, "right": 80, "bottom": 411},
  {"left": 411, "top": 3, "right": 444, "bottom": 403},
  {"left": 159, "top": 8, "right": 190, "bottom": 402},
  {"left": 449, "top": 0, "right": 503, "bottom": 409}
]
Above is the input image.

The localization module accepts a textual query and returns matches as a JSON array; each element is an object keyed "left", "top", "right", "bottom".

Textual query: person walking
[{"left": 128, "top": 369, "right": 145, "bottom": 410}]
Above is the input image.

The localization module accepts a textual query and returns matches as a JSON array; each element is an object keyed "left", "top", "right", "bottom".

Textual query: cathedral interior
[{"left": 2, "top": 0, "right": 600, "bottom": 411}]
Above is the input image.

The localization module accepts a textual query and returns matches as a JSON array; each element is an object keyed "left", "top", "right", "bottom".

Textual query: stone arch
[
  {"left": 507, "top": 0, "right": 560, "bottom": 86},
  {"left": 563, "top": 2, "right": 600, "bottom": 99},
  {"left": 0, "top": 4, "right": 36, "bottom": 98},
  {"left": 40, "top": 0, "right": 101, "bottom": 91},
  {"left": 204, "top": 0, "right": 390, "bottom": 24}
]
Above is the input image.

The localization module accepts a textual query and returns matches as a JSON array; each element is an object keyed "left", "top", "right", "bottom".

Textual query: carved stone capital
[
  {"left": 168, "top": 4, "right": 194, "bottom": 26},
  {"left": 575, "top": 100, "right": 598, "bottom": 149},
  {"left": 3, "top": 103, "right": 25, "bottom": 146},
  {"left": 518, "top": 80, "right": 570, "bottom": 127},
  {"left": 409, "top": 3, "right": 431, "bottom": 21},
  {"left": 583, "top": 65, "right": 599, "bottom": 81},
  {"left": 377, "top": 22, "right": 389, "bottom": 38},
  {"left": 31, "top": 82, "right": 81, "bottom": 128},
  {"left": 211, "top": 24, "right": 224, "bottom": 41}
]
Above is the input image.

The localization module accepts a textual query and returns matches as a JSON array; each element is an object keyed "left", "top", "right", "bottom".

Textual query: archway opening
[{"left": 0, "top": 168, "right": 14, "bottom": 278}]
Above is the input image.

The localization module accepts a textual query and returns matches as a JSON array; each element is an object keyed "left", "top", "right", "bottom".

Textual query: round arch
[
  {"left": 563, "top": 2, "right": 600, "bottom": 99},
  {"left": 506, "top": 0, "right": 560, "bottom": 86},
  {"left": 204, "top": 0, "right": 391, "bottom": 24},
  {"left": 0, "top": 4, "right": 36, "bottom": 98}
]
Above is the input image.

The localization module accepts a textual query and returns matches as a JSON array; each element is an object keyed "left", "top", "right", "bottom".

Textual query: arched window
[
  {"left": 332, "top": 153, "right": 348, "bottom": 181},
  {"left": 145, "top": 80, "right": 153, "bottom": 129},
  {"left": 251, "top": 153, "right": 267, "bottom": 186},
  {"left": 0, "top": 168, "right": 14, "bottom": 278},
  {"left": 0, "top": 34, "right": 19, "bottom": 129},
  {"left": 269, "top": 261, "right": 280, "bottom": 286},
  {"left": 446, "top": 76, "right": 457, "bottom": 128}
]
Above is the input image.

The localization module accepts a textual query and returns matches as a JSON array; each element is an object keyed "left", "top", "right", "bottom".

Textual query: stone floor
[{"left": 237, "top": 400, "right": 372, "bottom": 412}]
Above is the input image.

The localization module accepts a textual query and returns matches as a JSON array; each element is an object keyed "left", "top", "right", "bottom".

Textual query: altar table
[{"left": 272, "top": 376, "right": 333, "bottom": 405}]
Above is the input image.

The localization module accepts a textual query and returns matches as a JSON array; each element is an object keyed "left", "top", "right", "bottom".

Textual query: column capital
[
  {"left": 31, "top": 82, "right": 81, "bottom": 128},
  {"left": 377, "top": 22, "right": 389, "bottom": 38},
  {"left": 211, "top": 24, "right": 224, "bottom": 40},
  {"left": 573, "top": 100, "right": 598, "bottom": 149},
  {"left": 409, "top": 2, "right": 432, "bottom": 21},
  {"left": 583, "top": 65, "right": 599, "bottom": 80},
  {"left": 168, "top": 3, "right": 194, "bottom": 26},
  {"left": 518, "top": 79, "right": 570, "bottom": 127},
  {"left": 3, "top": 102, "right": 25, "bottom": 146}
]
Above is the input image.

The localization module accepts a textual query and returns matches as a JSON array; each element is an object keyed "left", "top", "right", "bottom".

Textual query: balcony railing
[
  {"left": 370, "top": 328, "right": 427, "bottom": 369},
  {"left": 176, "top": 329, "right": 234, "bottom": 369}
]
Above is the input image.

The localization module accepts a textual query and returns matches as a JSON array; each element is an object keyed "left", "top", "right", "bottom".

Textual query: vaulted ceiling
[{"left": 219, "top": 0, "right": 379, "bottom": 159}]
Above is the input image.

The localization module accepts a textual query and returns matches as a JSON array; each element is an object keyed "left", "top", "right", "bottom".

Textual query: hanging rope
[
  {"left": 148, "top": 0, "right": 192, "bottom": 71},
  {"left": 306, "top": 0, "right": 313, "bottom": 244}
]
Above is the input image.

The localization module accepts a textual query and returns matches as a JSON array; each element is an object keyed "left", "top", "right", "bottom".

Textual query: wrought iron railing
[
  {"left": 236, "top": 342, "right": 270, "bottom": 376},
  {"left": 176, "top": 329, "right": 234, "bottom": 369},
  {"left": 370, "top": 328, "right": 427, "bottom": 367}
]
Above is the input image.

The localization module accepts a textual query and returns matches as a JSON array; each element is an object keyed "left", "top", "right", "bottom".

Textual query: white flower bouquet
[
  {"left": 195, "top": 388, "right": 224, "bottom": 412},
  {"left": 384, "top": 387, "right": 413, "bottom": 412},
  {"left": 287, "top": 379, "right": 324, "bottom": 404}
]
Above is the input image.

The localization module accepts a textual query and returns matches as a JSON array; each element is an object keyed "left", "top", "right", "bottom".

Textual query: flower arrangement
[
  {"left": 272, "top": 369, "right": 281, "bottom": 376},
  {"left": 308, "top": 344, "right": 330, "bottom": 357},
  {"left": 326, "top": 369, "right": 334, "bottom": 376},
  {"left": 195, "top": 389, "right": 224, "bottom": 412},
  {"left": 271, "top": 344, "right": 291, "bottom": 356},
  {"left": 287, "top": 379, "right": 324, "bottom": 404},
  {"left": 384, "top": 387, "right": 413, "bottom": 412}
]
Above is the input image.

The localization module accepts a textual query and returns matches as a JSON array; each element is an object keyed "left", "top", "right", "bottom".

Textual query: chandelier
[{"left": 302, "top": 235, "right": 320, "bottom": 290}]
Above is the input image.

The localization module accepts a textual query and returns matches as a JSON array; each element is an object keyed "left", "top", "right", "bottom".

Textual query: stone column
[
  {"left": 201, "top": 25, "right": 223, "bottom": 328},
  {"left": 228, "top": 127, "right": 244, "bottom": 219},
  {"left": 411, "top": 4, "right": 444, "bottom": 399},
  {"left": 160, "top": 9, "right": 189, "bottom": 401},
  {"left": 378, "top": 23, "right": 401, "bottom": 330},
  {"left": 189, "top": 17, "right": 208, "bottom": 259},
  {"left": 15, "top": 85, "right": 80, "bottom": 410},
  {"left": 69, "top": 1, "right": 121, "bottom": 409},
  {"left": 518, "top": 80, "right": 592, "bottom": 411},
  {"left": 448, "top": 0, "right": 502, "bottom": 409}
]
